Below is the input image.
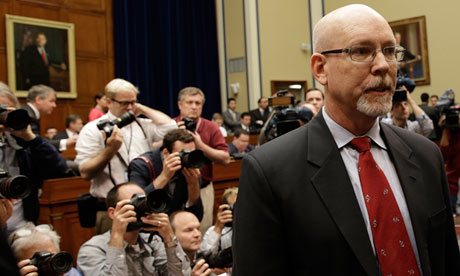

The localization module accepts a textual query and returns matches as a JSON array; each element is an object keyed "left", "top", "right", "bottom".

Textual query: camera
[
  {"left": 444, "top": 105, "right": 460, "bottom": 128},
  {"left": 436, "top": 88, "right": 459, "bottom": 128},
  {"left": 0, "top": 170, "right": 32, "bottom": 199},
  {"left": 97, "top": 110, "right": 136, "bottom": 137},
  {"left": 178, "top": 149, "right": 208, "bottom": 169},
  {"left": 392, "top": 88, "right": 407, "bottom": 102},
  {"left": 196, "top": 247, "right": 233, "bottom": 269},
  {"left": 0, "top": 104, "right": 31, "bottom": 130},
  {"left": 126, "top": 189, "right": 171, "bottom": 232},
  {"left": 396, "top": 76, "right": 416, "bottom": 93},
  {"left": 182, "top": 117, "right": 197, "bottom": 132},
  {"left": 223, "top": 205, "right": 233, "bottom": 228},
  {"left": 29, "top": 251, "right": 73, "bottom": 276}
]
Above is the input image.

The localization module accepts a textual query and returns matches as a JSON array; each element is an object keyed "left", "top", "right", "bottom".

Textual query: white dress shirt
[{"left": 322, "top": 108, "right": 422, "bottom": 272}]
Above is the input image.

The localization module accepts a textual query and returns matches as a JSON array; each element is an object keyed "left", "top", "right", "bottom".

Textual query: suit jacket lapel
[
  {"left": 307, "top": 113, "right": 379, "bottom": 276},
  {"left": 380, "top": 124, "right": 430, "bottom": 274}
]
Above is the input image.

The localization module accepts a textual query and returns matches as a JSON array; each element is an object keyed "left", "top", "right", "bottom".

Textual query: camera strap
[{"left": 137, "top": 155, "right": 156, "bottom": 183}]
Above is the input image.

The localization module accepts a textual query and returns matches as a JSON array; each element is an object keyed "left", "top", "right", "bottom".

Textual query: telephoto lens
[{"left": 0, "top": 173, "right": 32, "bottom": 199}]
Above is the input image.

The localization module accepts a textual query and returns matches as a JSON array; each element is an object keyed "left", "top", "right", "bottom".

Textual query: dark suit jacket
[
  {"left": 233, "top": 112, "right": 460, "bottom": 275},
  {"left": 13, "top": 135, "right": 68, "bottom": 222},
  {"left": 128, "top": 148, "right": 203, "bottom": 221},
  {"left": 53, "top": 131, "right": 69, "bottom": 140},
  {"left": 249, "top": 108, "right": 269, "bottom": 125},
  {"left": 22, "top": 45, "right": 50, "bottom": 87}
]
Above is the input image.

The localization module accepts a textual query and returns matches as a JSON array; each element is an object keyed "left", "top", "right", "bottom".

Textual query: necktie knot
[{"left": 350, "top": 137, "right": 371, "bottom": 153}]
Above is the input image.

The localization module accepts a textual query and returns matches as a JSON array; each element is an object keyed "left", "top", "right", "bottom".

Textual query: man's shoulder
[
  {"left": 381, "top": 122, "right": 438, "bottom": 151},
  {"left": 81, "top": 231, "right": 110, "bottom": 249}
]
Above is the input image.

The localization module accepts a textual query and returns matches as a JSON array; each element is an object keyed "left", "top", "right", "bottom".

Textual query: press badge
[{"left": 124, "top": 170, "right": 129, "bottom": 182}]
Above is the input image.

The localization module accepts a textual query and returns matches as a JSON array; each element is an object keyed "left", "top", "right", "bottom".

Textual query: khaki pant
[
  {"left": 96, "top": 210, "right": 112, "bottom": 234},
  {"left": 199, "top": 183, "right": 214, "bottom": 234}
]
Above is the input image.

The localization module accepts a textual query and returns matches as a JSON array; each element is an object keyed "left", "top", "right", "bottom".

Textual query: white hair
[
  {"left": 8, "top": 222, "right": 61, "bottom": 257},
  {"left": 105, "top": 78, "right": 139, "bottom": 99}
]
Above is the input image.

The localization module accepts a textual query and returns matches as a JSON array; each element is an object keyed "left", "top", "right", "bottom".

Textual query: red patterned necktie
[
  {"left": 349, "top": 137, "right": 420, "bottom": 276},
  {"left": 40, "top": 48, "right": 47, "bottom": 65}
]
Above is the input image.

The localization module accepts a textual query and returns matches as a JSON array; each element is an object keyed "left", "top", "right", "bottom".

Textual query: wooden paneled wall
[{"left": 0, "top": 0, "right": 114, "bottom": 134}]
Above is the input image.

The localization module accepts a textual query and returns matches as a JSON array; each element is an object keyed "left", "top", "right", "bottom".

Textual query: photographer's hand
[
  {"left": 182, "top": 167, "right": 200, "bottom": 205},
  {"left": 404, "top": 88, "right": 423, "bottom": 118},
  {"left": 79, "top": 125, "right": 123, "bottom": 180},
  {"left": 153, "top": 152, "right": 181, "bottom": 189},
  {"left": 0, "top": 198, "right": 13, "bottom": 226},
  {"left": 188, "top": 131, "right": 230, "bottom": 165},
  {"left": 109, "top": 199, "right": 136, "bottom": 248},
  {"left": 18, "top": 259, "right": 38, "bottom": 276},
  {"left": 214, "top": 204, "right": 232, "bottom": 234},
  {"left": 10, "top": 125, "right": 36, "bottom": 142},
  {"left": 142, "top": 213, "right": 175, "bottom": 242},
  {"left": 192, "top": 259, "right": 212, "bottom": 276}
]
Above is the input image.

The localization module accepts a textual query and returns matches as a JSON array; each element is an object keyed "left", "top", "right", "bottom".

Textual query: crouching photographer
[
  {"left": 77, "top": 183, "right": 183, "bottom": 276},
  {"left": 8, "top": 222, "right": 79, "bottom": 276},
  {"left": 129, "top": 129, "right": 207, "bottom": 221},
  {"left": 200, "top": 187, "right": 238, "bottom": 276}
]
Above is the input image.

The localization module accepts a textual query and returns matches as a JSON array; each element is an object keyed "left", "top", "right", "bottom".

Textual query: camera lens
[
  {"left": 146, "top": 189, "right": 170, "bottom": 213},
  {"left": 50, "top": 252, "right": 73, "bottom": 274},
  {"left": 0, "top": 175, "right": 32, "bottom": 199}
]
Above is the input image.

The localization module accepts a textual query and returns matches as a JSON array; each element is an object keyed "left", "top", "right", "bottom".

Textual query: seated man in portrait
[
  {"left": 128, "top": 129, "right": 203, "bottom": 221},
  {"left": 77, "top": 183, "right": 183, "bottom": 276}
]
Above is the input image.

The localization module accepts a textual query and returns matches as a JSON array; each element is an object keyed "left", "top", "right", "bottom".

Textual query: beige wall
[
  {"left": 257, "top": 0, "right": 312, "bottom": 98},
  {"left": 324, "top": 0, "right": 460, "bottom": 102},
  {"left": 224, "top": 0, "right": 249, "bottom": 112}
]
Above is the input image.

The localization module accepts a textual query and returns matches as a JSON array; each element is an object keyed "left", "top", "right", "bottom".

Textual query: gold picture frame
[
  {"left": 389, "top": 16, "right": 430, "bottom": 86},
  {"left": 6, "top": 14, "right": 77, "bottom": 98}
]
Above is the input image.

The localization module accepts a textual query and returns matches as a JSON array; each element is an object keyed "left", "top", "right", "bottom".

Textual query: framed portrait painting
[
  {"left": 5, "top": 14, "right": 77, "bottom": 98},
  {"left": 389, "top": 16, "right": 430, "bottom": 86}
]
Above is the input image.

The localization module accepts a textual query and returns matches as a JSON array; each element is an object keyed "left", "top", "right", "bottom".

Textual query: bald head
[{"left": 313, "top": 4, "right": 392, "bottom": 53}]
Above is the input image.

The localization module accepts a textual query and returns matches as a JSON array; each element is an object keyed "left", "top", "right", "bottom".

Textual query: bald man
[{"left": 233, "top": 4, "right": 460, "bottom": 276}]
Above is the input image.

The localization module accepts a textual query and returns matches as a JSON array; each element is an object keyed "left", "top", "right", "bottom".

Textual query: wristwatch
[{"left": 164, "top": 236, "right": 178, "bottom": 248}]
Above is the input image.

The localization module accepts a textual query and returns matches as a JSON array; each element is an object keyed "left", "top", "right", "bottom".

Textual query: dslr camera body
[
  {"left": 0, "top": 169, "right": 32, "bottom": 199},
  {"left": 0, "top": 104, "right": 31, "bottom": 130},
  {"left": 29, "top": 250, "right": 73, "bottom": 276},
  {"left": 196, "top": 247, "right": 233, "bottom": 269},
  {"left": 97, "top": 110, "right": 136, "bottom": 137},
  {"left": 126, "top": 189, "right": 171, "bottom": 232},
  {"left": 182, "top": 117, "right": 197, "bottom": 132}
]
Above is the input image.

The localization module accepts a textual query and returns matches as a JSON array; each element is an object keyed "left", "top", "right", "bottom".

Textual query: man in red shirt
[{"left": 174, "top": 87, "right": 230, "bottom": 232}]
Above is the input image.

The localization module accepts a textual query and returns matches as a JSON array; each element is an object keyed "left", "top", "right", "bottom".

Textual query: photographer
[
  {"left": 75, "top": 78, "right": 177, "bottom": 234},
  {"left": 77, "top": 183, "right": 182, "bottom": 276},
  {"left": 0, "top": 82, "right": 67, "bottom": 234},
  {"left": 381, "top": 87, "right": 433, "bottom": 137},
  {"left": 128, "top": 129, "right": 203, "bottom": 220},
  {"left": 9, "top": 222, "right": 80, "bottom": 276},
  {"left": 169, "top": 211, "right": 211, "bottom": 276},
  {"left": 200, "top": 187, "right": 237, "bottom": 276},
  {"left": 174, "top": 87, "right": 229, "bottom": 233}
]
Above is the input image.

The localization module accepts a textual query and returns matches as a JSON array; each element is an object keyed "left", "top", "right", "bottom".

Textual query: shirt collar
[
  {"left": 27, "top": 103, "right": 40, "bottom": 119},
  {"left": 322, "top": 108, "right": 387, "bottom": 150}
]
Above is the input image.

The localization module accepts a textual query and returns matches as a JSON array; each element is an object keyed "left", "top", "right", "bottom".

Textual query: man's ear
[
  {"left": 162, "top": 147, "right": 169, "bottom": 157},
  {"left": 311, "top": 53, "right": 328, "bottom": 85},
  {"left": 107, "top": 207, "right": 115, "bottom": 219}
]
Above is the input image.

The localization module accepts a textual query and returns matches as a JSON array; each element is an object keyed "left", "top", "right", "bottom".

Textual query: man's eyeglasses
[
  {"left": 320, "top": 45, "right": 405, "bottom": 62},
  {"left": 111, "top": 99, "right": 137, "bottom": 107}
]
